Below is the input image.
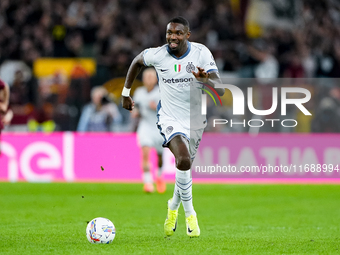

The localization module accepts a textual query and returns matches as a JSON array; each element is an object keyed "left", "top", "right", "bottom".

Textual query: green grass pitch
[{"left": 1, "top": 183, "right": 340, "bottom": 254}]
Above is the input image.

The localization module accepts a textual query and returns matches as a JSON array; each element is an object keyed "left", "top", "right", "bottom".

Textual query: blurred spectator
[
  {"left": 77, "top": 86, "right": 122, "bottom": 132},
  {"left": 54, "top": 63, "right": 91, "bottom": 131},
  {"left": 9, "top": 70, "right": 34, "bottom": 127},
  {"left": 1, "top": 0, "right": 340, "bottom": 80},
  {"left": 248, "top": 39, "right": 279, "bottom": 80},
  {"left": 283, "top": 53, "right": 304, "bottom": 78},
  {"left": 27, "top": 100, "right": 56, "bottom": 132},
  {"left": 0, "top": 0, "right": 340, "bottom": 133},
  {"left": 311, "top": 87, "right": 340, "bottom": 132},
  {"left": 65, "top": 31, "right": 84, "bottom": 57}
]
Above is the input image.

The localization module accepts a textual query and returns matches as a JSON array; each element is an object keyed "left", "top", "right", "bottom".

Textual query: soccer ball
[{"left": 86, "top": 217, "right": 116, "bottom": 244}]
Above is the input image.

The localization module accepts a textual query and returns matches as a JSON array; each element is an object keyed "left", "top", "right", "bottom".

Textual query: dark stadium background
[
  {"left": 1, "top": 1, "right": 340, "bottom": 254},
  {"left": 0, "top": 0, "right": 339, "bottom": 133}
]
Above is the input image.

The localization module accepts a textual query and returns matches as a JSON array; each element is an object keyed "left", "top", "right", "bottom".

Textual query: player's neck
[
  {"left": 174, "top": 46, "right": 188, "bottom": 58},
  {"left": 167, "top": 41, "right": 190, "bottom": 59}
]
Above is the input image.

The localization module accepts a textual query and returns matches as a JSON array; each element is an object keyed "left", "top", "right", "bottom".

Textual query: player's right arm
[
  {"left": 0, "top": 79, "right": 10, "bottom": 114},
  {"left": 121, "top": 51, "right": 145, "bottom": 111},
  {"left": 192, "top": 68, "right": 225, "bottom": 96}
]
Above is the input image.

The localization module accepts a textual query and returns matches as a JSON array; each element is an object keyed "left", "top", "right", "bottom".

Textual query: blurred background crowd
[{"left": 0, "top": 0, "right": 340, "bottom": 133}]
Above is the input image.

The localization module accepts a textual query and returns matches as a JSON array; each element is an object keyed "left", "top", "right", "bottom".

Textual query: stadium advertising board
[{"left": 0, "top": 133, "right": 339, "bottom": 183}]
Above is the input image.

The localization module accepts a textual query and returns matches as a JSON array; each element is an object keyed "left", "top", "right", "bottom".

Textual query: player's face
[
  {"left": 143, "top": 71, "right": 157, "bottom": 91},
  {"left": 166, "top": 23, "right": 190, "bottom": 55}
]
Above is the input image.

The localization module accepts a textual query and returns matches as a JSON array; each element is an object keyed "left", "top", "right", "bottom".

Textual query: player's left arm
[{"left": 207, "top": 71, "right": 225, "bottom": 96}]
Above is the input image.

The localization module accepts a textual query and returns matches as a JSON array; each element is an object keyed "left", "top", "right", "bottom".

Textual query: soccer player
[
  {"left": 121, "top": 17, "right": 224, "bottom": 237},
  {"left": 0, "top": 78, "right": 10, "bottom": 153},
  {"left": 133, "top": 68, "right": 166, "bottom": 193}
]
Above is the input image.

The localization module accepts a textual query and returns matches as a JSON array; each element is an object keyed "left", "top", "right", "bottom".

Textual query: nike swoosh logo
[
  {"left": 188, "top": 227, "right": 193, "bottom": 233},
  {"left": 160, "top": 69, "right": 168, "bottom": 72},
  {"left": 173, "top": 220, "right": 177, "bottom": 232}
]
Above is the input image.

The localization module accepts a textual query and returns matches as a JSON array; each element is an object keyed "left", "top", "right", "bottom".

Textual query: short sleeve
[
  {"left": 200, "top": 46, "right": 219, "bottom": 74},
  {"left": 143, "top": 48, "right": 154, "bottom": 67}
]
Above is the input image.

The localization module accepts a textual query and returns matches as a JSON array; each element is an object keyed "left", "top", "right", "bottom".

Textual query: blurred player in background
[
  {"left": 132, "top": 68, "right": 166, "bottom": 193},
  {"left": 121, "top": 17, "right": 224, "bottom": 238},
  {"left": 0, "top": 78, "right": 12, "bottom": 154}
]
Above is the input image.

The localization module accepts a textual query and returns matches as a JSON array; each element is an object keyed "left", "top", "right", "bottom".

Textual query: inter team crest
[
  {"left": 186, "top": 62, "right": 195, "bottom": 73},
  {"left": 166, "top": 126, "right": 173, "bottom": 134}
]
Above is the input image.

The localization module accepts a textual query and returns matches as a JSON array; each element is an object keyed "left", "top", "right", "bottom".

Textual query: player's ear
[{"left": 186, "top": 30, "right": 191, "bottom": 39}]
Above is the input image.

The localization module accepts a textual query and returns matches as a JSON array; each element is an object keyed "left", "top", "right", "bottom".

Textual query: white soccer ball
[{"left": 86, "top": 217, "right": 116, "bottom": 244}]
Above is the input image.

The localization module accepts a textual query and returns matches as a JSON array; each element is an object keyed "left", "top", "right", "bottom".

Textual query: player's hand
[
  {"left": 121, "top": 96, "right": 135, "bottom": 111},
  {"left": 130, "top": 108, "right": 140, "bottom": 118},
  {"left": 192, "top": 67, "right": 210, "bottom": 79}
]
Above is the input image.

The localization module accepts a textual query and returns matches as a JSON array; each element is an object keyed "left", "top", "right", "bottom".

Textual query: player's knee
[{"left": 176, "top": 155, "right": 191, "bottom": 170}]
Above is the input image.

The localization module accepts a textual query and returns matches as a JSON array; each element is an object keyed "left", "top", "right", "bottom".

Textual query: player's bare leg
[
  {"left": 141, "top": 146, "right": 154, "bottom": 193},
  {"left": 164, "top": 135, "right": 200, "bottom": 237},
  {"left": 156, "top": 152, "right": 166, "bottom": 193},
  {"left": 168, "top": 135, "right": 193, "bottom": 211}
]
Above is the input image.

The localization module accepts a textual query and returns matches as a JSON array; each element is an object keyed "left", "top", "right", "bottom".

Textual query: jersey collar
[{"left": 167, "top": 41, "right": 191, "bottom": 60}]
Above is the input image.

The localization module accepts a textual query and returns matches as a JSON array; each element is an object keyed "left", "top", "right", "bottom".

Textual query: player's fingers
[
  {"left": 130, "top": 102, "right": 135, "bottom": 111},
  {"left": 192, "top": 71, "right": 199, "bottom": 78},
  {"left": 197, "top": 67, "right": 205, "bottom": 73}
]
